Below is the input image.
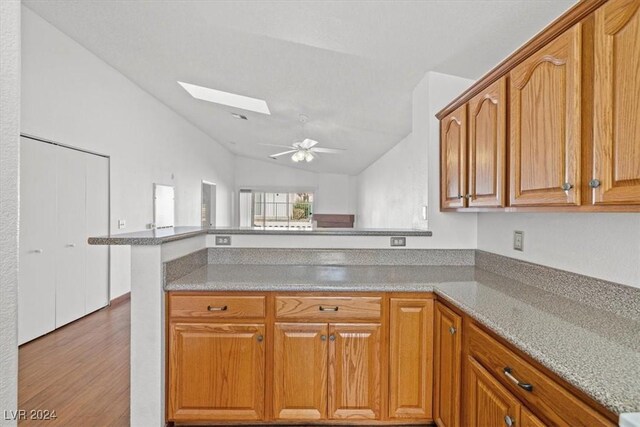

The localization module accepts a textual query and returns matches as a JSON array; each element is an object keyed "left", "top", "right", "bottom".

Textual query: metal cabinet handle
[
  {"left": 589, "top": 178, "right": 601, "bottom": 188},
  {"left": 320, "top": 335, "right": 327, "bottom": 341},
  {"left": 319, "top": 306, "right": 339, "bottom": 312},
  {"left": 256, "top": 335, "right": 264, "bottom": 342},
  {"left": 457, "top": 194, "right": 464, "bottom": 199},
  {"left": 504, "top": 415, "right": 515, "bottom": 427},
  {"left": 207, "top": 305, "right": 228, "bottom": 312},
  {"left": 561, "top": 182, "right": 573, "bottom": 191},
  {"left": 329, "top": 334, "right": 336, "bottom": 342},
  {"left": 503, "top": 367, "right": 533, "bottom": 392},
  {"left": 449, "top": 326, "right": 457, "bottom": 335},
  {"left": 465, "top": 194, "right": 472, "bottom": 199}
]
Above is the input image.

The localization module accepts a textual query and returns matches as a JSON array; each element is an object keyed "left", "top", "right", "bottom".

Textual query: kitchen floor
[{"left": 18, "top": 297, "right": 130, "bottom": 426}]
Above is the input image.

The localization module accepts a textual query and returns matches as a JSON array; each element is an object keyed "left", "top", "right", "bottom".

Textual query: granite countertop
[
  {"left": 88, "top": 226, "right": 432, "bottom": 245},
  {"left": 166, "top": 264, "right": 640, "bottom": 417}
]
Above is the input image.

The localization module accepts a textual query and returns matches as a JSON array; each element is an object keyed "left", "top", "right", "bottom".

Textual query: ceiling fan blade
[
  {"left": 269, "top": 150, "right": 298, "bottom": 158},
  {"left": 259, "top": 143, "right": 296, "bottom": 149},
  {"left": 310, "top": 147, "right": 345, "bottom": 153},
  {"left": 300, "top": 138, "right": 319, "bottom": 149}
]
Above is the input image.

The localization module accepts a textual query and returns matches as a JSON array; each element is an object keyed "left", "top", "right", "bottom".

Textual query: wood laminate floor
[{"left": 18, "top": 297, "right": 130, "bottom": 426}]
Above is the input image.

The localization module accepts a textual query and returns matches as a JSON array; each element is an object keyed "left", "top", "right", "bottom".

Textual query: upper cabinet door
[
  {"left": 468, "top": 78, "right": 507, "bottom": 207},
  {"left": 592, "top": 0, "right": 640, "bottom": 205},
  {"left": 441, "top": 105, "right": 467, "bottom": 209},
  {"left": 509, "top": 25, "right": 582, "bottom": 206}
]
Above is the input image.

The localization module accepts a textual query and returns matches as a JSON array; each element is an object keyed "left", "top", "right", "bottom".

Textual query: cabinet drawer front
[
  {"left": 169, "top": 295, "right": 265, "bottom": 319},
  {"left": 467, "top": 323, "right": 614, "bottom": 427},
  {"left": 275, "top": 296, "right": 381, "bottom": 320}
]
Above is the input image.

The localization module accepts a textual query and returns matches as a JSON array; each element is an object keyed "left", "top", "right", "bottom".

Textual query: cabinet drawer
[
  {"left": 275, "top": 296, "right": 381, "bottom": 320},
  {"left": 169, "top": 295, "right": 265, "bottom": 319},
  {"left": 467, "top": 322, "right": 614, "bottom": 427}
]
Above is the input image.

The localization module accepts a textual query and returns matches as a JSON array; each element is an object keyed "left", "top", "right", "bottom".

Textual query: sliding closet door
[
  {"left": 56, "top": 147, "right": 87, "bottom": 327},
  {"left": 18, "top": 137, "right": 57, "bottom": 344},
  {"left": 85, "top": 154, "right": 109, "bottom": 313}
]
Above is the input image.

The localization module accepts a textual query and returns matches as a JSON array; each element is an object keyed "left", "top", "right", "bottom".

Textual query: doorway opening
[{"left": 201, "top": 181, "right": 217, "bottom": 228}]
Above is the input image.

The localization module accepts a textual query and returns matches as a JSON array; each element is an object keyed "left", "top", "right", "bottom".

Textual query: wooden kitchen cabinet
[
  {"left": 273, "top": 323, "right": 328, "bottom": 420},
  {"left": 510, "top": 24, "right": 582, "bottom": 206},
  {"left": 592, "top": 0, "right": 640, "bottom": 205},
  {"left": 168, "top": 322, "right": 265, "bottom": 422},
  {"left": 467, "top": 77, "right": 507, "bottom": 207},
  {"left": 466, "top": 355, "right": 521, "bottom": 427},
  {"left": 329, "top": 323, "right": 382, "bottom": 420},
  {"left": 433, "top": 301, "right": 462, "bottom": 427},
  {"left": 441, "top": 104, "right": 468, "bottom": 209},
  {"left": 388, "top": 298, "right": 433, "bottom": 420}
]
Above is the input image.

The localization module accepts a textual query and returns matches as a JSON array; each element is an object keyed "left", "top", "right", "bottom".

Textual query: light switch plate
[
  {"left": 513, "top": 231, "right": 524, "bottom": 251},
  {"left": 390, "top": 237, "right": 406, "bottom": 247},
  {"left": 215, "top": 235, "right": 232, "bottom": 246}
]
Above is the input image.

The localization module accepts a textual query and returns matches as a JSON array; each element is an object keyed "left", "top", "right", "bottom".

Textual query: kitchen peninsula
[{"left": 89, "top": 227, "right": 640, "bottom": 427}]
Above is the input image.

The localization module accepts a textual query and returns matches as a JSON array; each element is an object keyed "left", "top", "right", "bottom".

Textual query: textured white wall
[
  {"left": 478, "top": 213, "right": 640, "bottom": 288},
  {"left": 234, "top": 157, "right": 355, "bottom": 217},
  {"left": 21, "top": 8, "right": 236, "bottom": 298},
  {"left": 356, "top": 72, "right": 477, "bottom": 248},
  {"left": 0, "top": 1, "right": 20, "bottom": 424}
]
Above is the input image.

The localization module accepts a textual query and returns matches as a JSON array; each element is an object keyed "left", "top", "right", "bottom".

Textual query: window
[{"left": 239, "top": 190, "right": 314, "bottom": 229}]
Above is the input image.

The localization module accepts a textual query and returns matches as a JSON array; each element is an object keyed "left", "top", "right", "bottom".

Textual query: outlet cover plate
[
  {"left": 390, "top": 237, "right": 407, "bottom": 247},
  {"left": 513, "top": 231, "right": 524, "bottom": 251},
  {"left": 215, "top": 235, "right": 232, "bottom": 246}
]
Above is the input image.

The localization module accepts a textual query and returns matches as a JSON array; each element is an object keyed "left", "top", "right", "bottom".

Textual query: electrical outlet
[
  {"left": 513, "top": 231, "right": 524, "bottom": 251},
  {"left": 215, "top": 235, "right": 232, "bottom": 246},
  {"left": 390, "top": 237, "right": 406, "bottom": 247},
  {"left": 117, "top": 219, "right": 126, "bottom": 229}
]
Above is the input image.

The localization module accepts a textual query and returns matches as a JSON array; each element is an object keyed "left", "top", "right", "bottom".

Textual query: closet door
[
  {"left": 18, "top": 138, "right": 57, "bottom": 344},
  {"left": 85, "top": 153, "right": 109, "bottom": 312},
  {"left": 55, "top": 147, "right": 87, "bottom": 327}
]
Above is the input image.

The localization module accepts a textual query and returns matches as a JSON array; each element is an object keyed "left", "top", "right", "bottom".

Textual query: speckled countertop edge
[{"left": 88, "top": 227, "right": 432, "bottom": 245}]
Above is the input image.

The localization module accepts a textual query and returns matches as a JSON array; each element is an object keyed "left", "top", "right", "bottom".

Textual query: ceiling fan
[{"left": 261, "top": 138, "right": 345, "bottom": 163}]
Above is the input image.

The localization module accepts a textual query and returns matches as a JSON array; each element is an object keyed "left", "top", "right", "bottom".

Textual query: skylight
[{"left": 177, "top": 81, "right": 271, "bottom": 115}]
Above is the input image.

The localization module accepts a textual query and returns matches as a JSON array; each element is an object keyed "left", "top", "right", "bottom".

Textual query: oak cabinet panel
[
  {"left": 441, "top": 105, "right": 468, "bottom": 208},
  {"left": 433, "top": 302, "right": 462, "bottom": 427},
  {"left": 273, "top": 323, "right": 328, "bottom": 420},
  {"left": 328, "top": 323, "right": 382, "bottom": 420},
  {"left": 592, "top": 0, "right": 640, "bottom": 205},
  {"left": 468, "top": 77, "right": 507, "bottom": 207},
  {"left": 522, "top": 407, "right": 547, "bottom": 427},
  {"left": 388, "top": 298, "right": 433, "bottom": 420},
  {"left": 168, "top": 323, "right": 265, "bottom": 422},
  {"left": 466, "top": 356, "right": 521, "bottom": 427},
  {"left": 509, "top": 24, "right": 582, "bottom": 206}
]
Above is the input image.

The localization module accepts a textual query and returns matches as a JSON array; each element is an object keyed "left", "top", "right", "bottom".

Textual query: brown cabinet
[
  {"left": 468, "top": 78, "right": 507, "bottom": 207},
  {"left": 466, "top": 355, "right": 521, "bottom": 427},
  {"left": 329, "top": 323, "right": 382, "bottom": 420},
  {"left": 167, "top": 322, "right": 265, "bottom": 422},
  {"left": 273, "top": 323, "right": 328, "bottom": 420},
  {"left": 441, "top": 104, "right": 468, "bottom": 208},
  {"left": 509, "top": 24, "right": 582, "bottom": 206},
  {"left": 592, "top": 0, "right": 640, "bottom": 205},
  {"left": 273, "top": 322, "right": 381, "bottom": 421},
  {"left": 388, "top": 298, "right": 434, "bottom": 420},
  {"left": 433, "top": 301, "right": 462, "bottom": 427}
]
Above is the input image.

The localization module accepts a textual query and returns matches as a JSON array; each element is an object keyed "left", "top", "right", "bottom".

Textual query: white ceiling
[{"left": 23, "top": 0, "right": 576, "bottom": 175}]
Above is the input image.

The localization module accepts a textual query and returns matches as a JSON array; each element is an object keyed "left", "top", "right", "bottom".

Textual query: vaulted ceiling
[{"left": 23, "top": 0, "right": 576, "bottom": 175}]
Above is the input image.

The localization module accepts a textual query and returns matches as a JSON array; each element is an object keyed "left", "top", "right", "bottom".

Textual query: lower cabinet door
[
  {"left": 466, "top": 355, "right": 521, "bottom": 427},
  {"left": 522, "top": 407, "right": 547, "bottom": 427},
  {"left": 434, "top": 301, "right": 462, "bottom": 427},
  {"left": 273, "top": 323, "right": 328, "bottom": 420},
  {"left": 328, "top": 323, "right": 382, "bottom": 420},
  {"left": 389, "top": 298, "right": 434, "bottom": 420},
  {"left": 168, "top": 323, "right": 265, "bottom": 421}
]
